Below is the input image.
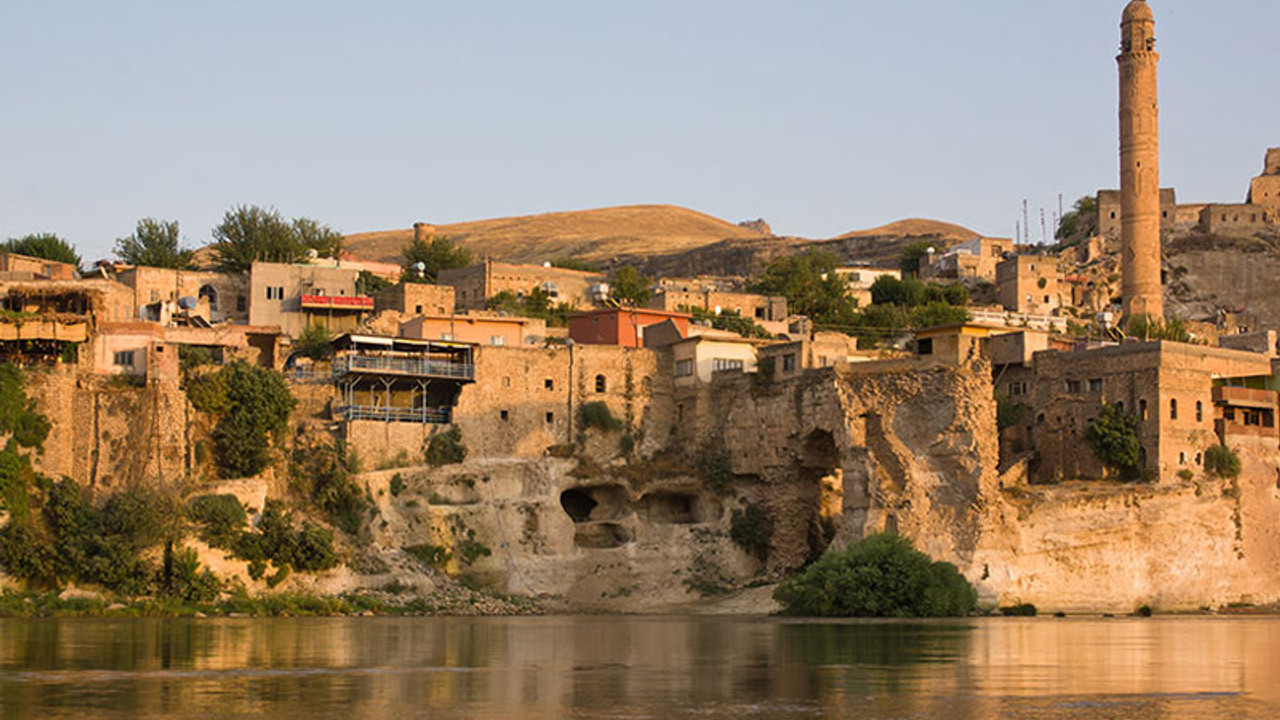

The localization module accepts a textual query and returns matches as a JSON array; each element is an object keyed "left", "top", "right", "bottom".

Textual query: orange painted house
[{"left": 568, "top": 308, "right": 691, "bottom": 348}]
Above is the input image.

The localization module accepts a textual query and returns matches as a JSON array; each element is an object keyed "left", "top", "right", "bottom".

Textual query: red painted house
[{"left": 568, "top": 308, "right": 691, "bottom": 348}]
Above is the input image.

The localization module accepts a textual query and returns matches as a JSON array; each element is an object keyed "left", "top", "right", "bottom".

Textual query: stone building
[
  {"left": 756, "top": 332, "right": 865, "bottom": 382},
  {"left": 648, "top": 289, "right": 787, "bottom": 324},
  {"left": 1248, "top": 148, "right": 1280, "bottom": 209},
  {"left": 372, "top": 283, "right": 455, "bottom": 316},
  {"left": 248, "top": 261, "right": 372, "bottom": 339},
  {"left": 1095, "top": 188, "right": 1178, "bottom": 238},
  {"left": 832, "top": 266, "right": 901, "bottom": 307},
  {"left": 996, "top": 255, "right": 1063, "bottom": 315},
  {"left": 113, "top": 266, "right": 249, "bottom": 325},
  {"left": 438, "top": 260, "right": 608, "bottom": 311},
  {"left": 918, "top": 237, "right": 1015, "bottom": 282},
  {"left": 0, "top": 252, "right": 78, "bottom": 281},
  {"left": 1026, "top": 341, "right": 1274, "bottom": 483}
]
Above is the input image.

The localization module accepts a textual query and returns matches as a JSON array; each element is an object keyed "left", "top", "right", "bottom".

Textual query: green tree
[
  {"left": 1056, "top": 195, "right": 1098, "bottom": 243},
  {"left": 2, "top": 233, "right": 81, "bottom": 271},
  {"left": 292, "top": 217, "right": 344, "bottom": 259},
  {"left": 211, "top": 205, "right": 342, "bottom": 274},
  {"left": 114, "top": 218, "right": 195, "bottom": 269},
  {"left": 683, "top": 306, "right": 773, "bottom": 339},
  {"left": 899, "top": 240, "right": 944, "bottom": 277},
  {"left": 609, "top": 266, "right": 652, "bottom": 307},
  {"left": 773, "top": 532, "right": 977, "bottom": 617},
  {"left": 293, "top": 323, "right": 334, "bottom": 361},
  {"left": 752, "top": 251, "right": 857, "bottom": 326},
  {"left": 400, "top": 234, "right": 473, "bottom": 283},
  {"left": 0, "top": 363, "right": 52, "bottom": 451},
  {"left": 185, "top": 361, "right": 297, "bottom": 478},
  {"left": 486, "top": 287, "right": 573, "bottom": 326},
  {"left": 1086, "top": 403, "right": 1142, "bottom": 480}
]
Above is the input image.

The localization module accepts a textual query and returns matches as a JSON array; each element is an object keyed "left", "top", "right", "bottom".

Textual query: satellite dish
[
  {"left": 307, "top": 248, "right": 319, "bottom": 260},
  {"left": 177, "top": 296, "right": 198, "bottom": 309}
]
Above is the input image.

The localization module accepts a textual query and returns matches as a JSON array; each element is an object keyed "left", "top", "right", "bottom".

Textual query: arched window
[
  {"left": 1196, "top": 401, "right": 1203, "bottom": 422},
  {"left": 1139, "top": 399, "right": 1148, "bottom": 421},
  {"left": 595, "top": 374, "right": 607, "bottom": 393},
  {"left": 1170, "top": 398, "right": 1178, "bottom": 420},
  {"left": 198, "top": 284, "right": 219, "bottom": 312}
]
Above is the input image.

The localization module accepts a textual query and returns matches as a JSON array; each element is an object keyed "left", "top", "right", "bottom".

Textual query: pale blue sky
[{"left": 2, "top": 1, "right": 1276, "bottom": 261}]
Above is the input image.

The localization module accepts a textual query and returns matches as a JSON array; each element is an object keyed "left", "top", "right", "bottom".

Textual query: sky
[{"left": 2, "top": 1, "right": 1277, "bottom": 262}]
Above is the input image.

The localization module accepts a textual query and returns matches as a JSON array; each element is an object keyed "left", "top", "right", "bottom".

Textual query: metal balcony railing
[
  {"left": 332, "top": 354, "right": 475, "bottom": 380},
  {"left": 340, "top": 405, "right": 452, "bottom": 424}
]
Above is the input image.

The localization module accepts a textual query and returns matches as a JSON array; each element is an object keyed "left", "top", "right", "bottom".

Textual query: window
[
  {"left": 500, "top": 410, "right": 509, "bottom": 422},
  {"left": 595, "top": 374, "right": 607, "bottom": 393},
  {"left": 1170, "top": 398, "right": 1178, "bottom": 420},
  {"left": 1043, "top": 295, "right": 1050, "bottom": 304},
  {"left": 490, "top": 336, "right": 506, "bottom": 346},
  {"left": 502, "top": 376, "right": 511, "bottom": 388},
  {"left": 265, "top": 286, "right": 285, "bottom": 301},
  {"left": 675, "top": 359, "right": 694, "bottom": 377},
  {"left": 1089, "top": 378, "right": 1103, "bottom": 392},
  {"left": 544, "top": 378, "right": 554, "bottom": 390},
  {"left": 1009, "top": 381, "right": 1028, "bottom": 396},
  {"left": 545, "top": 412, "right": 554, "bottom": 424},
  {"left": 1140, "top": 399, "right": 1148, "bottom": 421},
  {"left": 150, "top": 290, "right": 160, "bottom": 302},
  {"left": 917, "top": 338, "right": 933, "bottom": 356},
  {"left": 1195, "top": 452, "right": 1202, "bottom": 466},
  {"left": 713, "top": 359, "right": 743, "bottom": 373},
  {"left": 754, "top": 307, "right": 765, "bottom": 319},
  {"left": 782, "top": 354, "right": 797, "bottom": 372},
  {"left": 1179, "top": 452, "right": 1186, "bottom": 465},
  {"left": 1066, "top": 380, "right": 1082, "bottom": 393},
  {"left": 415, "top": 305, "right": 423, "bottom": 314},
  {"left": 113, "top": 351, "right": 135, "bottom": 366},
  {"left": 440, "top": 333, "right": 456, "bottom": 341},
  {"left": 1196, "top": 401, "right": 1203, "bottom": 422},
  {"left": 236, "top": 295, "right": 246, "bottom": 312}
]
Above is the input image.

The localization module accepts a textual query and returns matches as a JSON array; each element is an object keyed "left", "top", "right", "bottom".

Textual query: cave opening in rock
[
  {"left": 638, "top": 491, "right": 702, "bottom": 524},
  {"left": 560, "top": 489, "right": 598, "bottom": 523},
  {"left": 574, "top": 522, "right": 633, "bottom": 549}
]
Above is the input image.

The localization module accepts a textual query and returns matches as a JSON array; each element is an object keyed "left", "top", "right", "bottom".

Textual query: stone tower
[{"left": 1118, "top": 0, "right": 1163, "bottom": 321}]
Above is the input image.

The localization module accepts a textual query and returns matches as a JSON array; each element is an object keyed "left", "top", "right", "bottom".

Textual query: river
[{"left": 0, "top": 615, "right": 1276, "bottom": 719}]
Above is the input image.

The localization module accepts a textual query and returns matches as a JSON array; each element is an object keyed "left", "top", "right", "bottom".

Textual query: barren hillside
[
  {"left": 836, "top": 218, "right": 980, "bottom": 243},
  {"left": 343, "top": 205, "right": 768, "bottom": 266}
]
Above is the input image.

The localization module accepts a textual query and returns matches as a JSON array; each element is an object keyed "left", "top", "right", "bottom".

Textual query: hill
[
  {"left": 836, "top": 218, "right": 980, "bottom": 242},
  {"left": 342, "top": 205, "right": 768, "bottom": 266}
]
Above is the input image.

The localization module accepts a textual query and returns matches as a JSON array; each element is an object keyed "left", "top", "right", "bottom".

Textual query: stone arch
[{"left": 198, "top": 284, "right": 219, "bottom": 312}]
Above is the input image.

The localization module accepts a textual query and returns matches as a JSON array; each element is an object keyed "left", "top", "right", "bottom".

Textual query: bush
[
  {"left": 229, "top": 500, "right": 340, "bottom": 575},
  {"left": 699, "top": 452, "right": 733, "bottom": 494},
  {"left": 187, "top": 494, "right": 248, "bottom": 545},
  {"left": 160, "top": 545, "right": 221, "bottom": 603},
  {"left": 0, "top": 363, "right": 51, "bottom": 451},
  {"left": 293, "top": 323, "right": 334, "bottom": 361},
  {"left": 291, "top": 443, "right": 367, "bottom": 536},
  {"left": 579, "top": 401, "right": 623, "bottom": 433},
  {"left": 1204, "top": 444, "right": 1241, "bottom": 480},
  {"left": 730, "top": 503, "right": 773, "bottom": 562},
  {"left": 404, "top": 543, "right": 451, "bottom": 569},
  {"left": 773, "top": 533, "right": 978, "bottom": 618},
  {"left": 389, "top": 474, "right": 405, "bottom": 497},
  {"left": 98, "top": 488, "right": 174, "bottom": 552},
  {"left": 185, "top": 361, "right": 297, "bottom": 479},
  {"left": 1000, "top": 603, "right": 1038, "bottom": 616},
  {"left": 425, "top": 426, "right": 467, "bottom": 467},
  {"left": 1086, "top": 403, "right": 1142, "bottom": 480}
]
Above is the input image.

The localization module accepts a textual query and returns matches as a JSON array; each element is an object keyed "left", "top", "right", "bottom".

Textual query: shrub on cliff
[
  {"left": 425, "top": 426, "right": 467, "bottom": 467},
  {"left": 1204, "top": 444, "right": 1242, "bottom": 480},
  {"left": 579, "top": 402, "right": 623, "bottom": 433},
  {"left": 773, "top": 532, "right": 977, "bottom": 618},
  {"left": 1086, "top": 403, "right": 1142, "bottom": 480},
  {"left": 290, "top": 443, "right": 368, "bottom": 536},
  {"left": 187, "top": 494, "right": 248, "bottom": 545},
  {"left": 185, "top": 361, "right": 296, "bottom": 478},
  {"left": 0, "top": 362, "right": 52, "bottom": 451},
  {"left": 730, "top": 502, "right": 773, "bottom": 562}
]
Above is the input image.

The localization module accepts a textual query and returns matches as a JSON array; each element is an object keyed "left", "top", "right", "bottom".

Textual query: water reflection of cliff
[{"left": 0, "top": 617, "right": 1276, "bottom": 719}]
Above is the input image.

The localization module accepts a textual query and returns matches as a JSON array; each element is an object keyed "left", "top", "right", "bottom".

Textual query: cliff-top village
[{"left": 4, "top": 0, "right": 1280, "bottom": 615}]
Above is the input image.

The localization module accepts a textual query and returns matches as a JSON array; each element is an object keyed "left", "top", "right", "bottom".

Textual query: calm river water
[{"left": 0, "top": 615, "right": 1276, "bottom": 719}]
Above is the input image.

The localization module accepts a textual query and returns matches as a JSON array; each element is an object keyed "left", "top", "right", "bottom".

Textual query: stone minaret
[{"left": 1118, "top": 0, "right": 1163, "bottom": 321}]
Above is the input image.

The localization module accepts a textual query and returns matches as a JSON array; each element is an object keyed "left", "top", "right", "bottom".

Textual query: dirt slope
[{"left": 343, "top": 205, "right": 768, "bottom": 266}]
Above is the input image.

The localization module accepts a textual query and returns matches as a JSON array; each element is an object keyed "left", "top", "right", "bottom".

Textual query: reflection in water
[{"left": 0, "top": 616, "right": 1275, "bottom": 719}]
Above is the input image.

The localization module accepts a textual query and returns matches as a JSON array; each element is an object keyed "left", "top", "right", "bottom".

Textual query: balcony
[
  {"left": 1212, "top": 385, "right": 1278, "bottom": 409},
  {"left": 340, "top": 405, "right": 452, "bottom": 424},
  {"left": 300, "top": 294, "right": 374, "bottom": 311},
  {"left": 332, "top": 354, "right": 475, "bottom": 381}
]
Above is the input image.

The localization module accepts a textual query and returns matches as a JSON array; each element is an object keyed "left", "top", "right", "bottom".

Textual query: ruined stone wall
[
  {"left": 24, "top": 365, "right": 192, "bottom": 490},
  {"left": 344, "top": 345, "right": 671, "bottom": 468}
]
